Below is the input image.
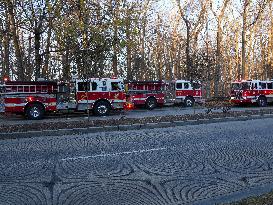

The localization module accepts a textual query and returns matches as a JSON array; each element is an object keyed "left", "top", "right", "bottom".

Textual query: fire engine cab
[
  {"left": 230, "top": 79, "right": 273, "bottom": 107},
  {"left": 126, "top": 80, "right": 202, "bottom": 109},
  {"left": 175, "top": 80, "right": 202, "bottom": 106},
  {"left": 0, "top": 78, "right": 126, "bottom": 119}
]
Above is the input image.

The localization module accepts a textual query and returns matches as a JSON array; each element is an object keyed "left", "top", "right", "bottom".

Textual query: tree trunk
[
  {"left": 140, "top": 16, "right": 147, "bottom": 80},
  {"left": 26, "top": 35, "right": 32, "bottom": 80},
  {"left": 241, "top": 0, "right": 248, "bottom": 80},
  {"left": 2, "top": 11, "right": 10, "bottom": 78},
  {"left": 62, "top": 42, "right": 70, "bottom": 81},
  {"left": 268, "top": 4, "right": 273, "bottom": 72},
  {"left": 112, "top": 26, "right": 118, "bottom": 76},
  {"left": 34, "top": 28, "right": 42, "bottom": 79},
  {"left": 126, "top": 10, "right": 132, "bottom": 80},
  {"left": 214, "top": 26, "right": 222, "bottom": 97},
  {"left": 43, "top": 17, "right": 52, "bottom": 79},
  {"left": 111, "top": 0, "right": 119, "bottom": 77},
  {"left": 205, "top": 21, "right": 211, "bottom": 98},
  {"left": 156, "top": 15, "right": 163, "bottom": 80},
  {"left": 6, "top": 0, "right": 24, "bottom": 80},
  {"left": 184, "top": 19, "right": 191, "bottom": 79}
]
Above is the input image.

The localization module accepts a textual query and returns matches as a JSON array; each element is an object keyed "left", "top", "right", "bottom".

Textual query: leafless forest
[{"left": 0, "top": 0, "right": 272, "bottom": 96}]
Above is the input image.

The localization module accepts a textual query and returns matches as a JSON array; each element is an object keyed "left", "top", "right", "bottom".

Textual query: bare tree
[
  {"left": 211, "top": 0, "right": 230, "bottom": 96},
  {"left": 241, "top": 0, "right": 269, "bottom": 79},
  {"left": 5, "top": 0, "right": 25, "bottom": 80},
  {"left": 0, "top": 7, "right": 10, "bottom": 78}
]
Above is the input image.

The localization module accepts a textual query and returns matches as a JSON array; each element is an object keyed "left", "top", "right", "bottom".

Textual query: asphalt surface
[
  {"left": 1, "top": 118, "right": 273, "bottom": 205},
  {"left": 1, "top": 105, "right": 273, "bottom": 125}
]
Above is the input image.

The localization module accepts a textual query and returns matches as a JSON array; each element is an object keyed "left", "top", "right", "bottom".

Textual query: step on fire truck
[
  {"left": 0, "top": 78, "right": 126, "bottom": 120},
  {"left": 126, "top": 80, "right": 202, "bottom": 109},
  {"left": 230, "top": 79, "right": 273, "bottom": 107}
]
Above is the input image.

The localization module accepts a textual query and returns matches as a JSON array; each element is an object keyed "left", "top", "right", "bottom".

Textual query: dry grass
[{"left": 226, "top": 191, "right": 273, "bottom": 205}]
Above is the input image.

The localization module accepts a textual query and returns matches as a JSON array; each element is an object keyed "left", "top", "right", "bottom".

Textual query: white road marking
[{"left": 61, "top": 147, "right": 167, "bottom": 161}]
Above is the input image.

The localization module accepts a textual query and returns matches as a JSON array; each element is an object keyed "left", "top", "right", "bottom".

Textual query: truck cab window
[
  {"left": 111, "top": 82, "right": 120, "bottom": 91},
  {"left": 193, "top": 83, "right": 201, "bottom": 89},
  {"left": 92, "top": 82, "right": 98, "bottom": 91},
  {"left": 78, "top": 82, "right": 90, "bottom": 91},
  {"left": 231, "top": 83, "right": 240, "bottom": 90},
  {"left": 261, "top": 83, "right": 266, "bottom": 89},
  {"left": 251, "top": 83, "right": 257, "bottom": 89},
  {"left": 184, "top": 83, "right": 189, "bottom": 89},
  {"left": 176, "top": 83, "right": 182, "bottom": 89},
  {"left": 119, "top": 82, "right": 124, "bottom": 90}
]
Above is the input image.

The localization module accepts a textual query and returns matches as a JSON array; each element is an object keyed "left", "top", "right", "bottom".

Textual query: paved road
[
  {"left": 1, "top": 118, "right": 273, "bottom": 204},
  {"left": 1, "top": 105, "right": 272, "bottom": 125}
]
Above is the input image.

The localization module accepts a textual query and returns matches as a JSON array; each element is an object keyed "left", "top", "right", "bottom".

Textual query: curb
[{"left": 1, "top": 114, "right": 273, "bottom": 140}]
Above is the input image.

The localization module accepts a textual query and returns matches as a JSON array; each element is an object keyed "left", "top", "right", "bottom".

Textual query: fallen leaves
[{"left": 1, "top": 108, "right": 273, "bottom": 134}]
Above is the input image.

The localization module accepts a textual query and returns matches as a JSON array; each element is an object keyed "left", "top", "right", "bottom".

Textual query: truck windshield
[
  {"left": 231, "top": 83, "right": 240, "bottom": 90},
  {"left": 112, "top": 82, "right": 124, "bottom": 91},
  {"left": 118, "top": 82, "right": 124, "bottom": 90},
  {"left": 241, "top": 82, "right": 250, "bottom": 90},
  {"left": 192, "top": 82, "right": 201, "bottom": 89},
  {"left": 231, "top": 82, "right": 250, "bottom": 90}
]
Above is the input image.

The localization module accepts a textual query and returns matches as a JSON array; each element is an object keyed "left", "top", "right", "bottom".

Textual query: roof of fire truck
[
  {"left": 231, "top": 79, "right": 256, "bottom": 83},
  {"left": 232, "top": 79, "right": 273, "bottom": 83},
  {"left": 175, "top": 80, "right": 202, "bottom": 85},
  {"left": 75, "top": 78, "right": 123, "bottom": 82},
  {"left": 125, "top": 80, "right": 165, "bottom": 84},
  {"left": 176, "top": 80, "right": 192, "bottom": 82},
  {"left": 4, "top": 81, "right": 57, "bottom": 86}
]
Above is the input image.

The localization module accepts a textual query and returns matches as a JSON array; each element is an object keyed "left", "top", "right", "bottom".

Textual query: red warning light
[
  {"left": 124, "top": 102, "right": 134, "bottom": 110},
  {"left": 3, "top": 77, "right": 9, "bottom": 82}
]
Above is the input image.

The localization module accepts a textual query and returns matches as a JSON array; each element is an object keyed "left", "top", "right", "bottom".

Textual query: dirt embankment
[{"left": 1, "top": 109, "right": 273, "bottom": 133}]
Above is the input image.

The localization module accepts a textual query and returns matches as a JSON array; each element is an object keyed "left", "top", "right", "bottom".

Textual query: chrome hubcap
[
  {"left": 98, "top": 105, "right": 107, "bottom": 114},
  {"left": 148, "top": 102, "right": 154, "bottom": 107},
  {"left": 30, "top": 107, "right": 40, "bottom": 118},
  {"left": 186, "top": 100, "right": 193, "bottom": 106}
]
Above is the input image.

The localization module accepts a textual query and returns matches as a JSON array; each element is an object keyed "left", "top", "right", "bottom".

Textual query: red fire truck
[
  {"left": 0, "top": 78, "right": 126, "bottom": 119},
  {"left": 126, "top": 81, "right": 166, "bottom": 109},
  {"left": 126, "top": 80, "right": 202, "bottom": 109},
  {"left": 175, "top": 80, "right": 203, "bottom": 106},
  {"left": 230, "top": 79, "right": 273, "bottom": 107}
]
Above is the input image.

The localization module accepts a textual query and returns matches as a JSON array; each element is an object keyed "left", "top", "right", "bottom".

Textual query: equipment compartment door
[{"left": 163, "top": 82, "right": 175, "bottom": 103}]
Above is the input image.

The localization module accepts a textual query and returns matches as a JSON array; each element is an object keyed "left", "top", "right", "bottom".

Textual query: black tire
[
  {"left": 222, "top": 107, "right": 229, "bottom": 113},
  {"left": 184, "top": 97, "right": 194, "bottom": 107},
  {"left": 206, "top": 108, "right": 212, "bottom": 114},
  {"left": 93, "top": 101, "right": 111, "bottom": 116},
  {"left": 257, "top": 96, "right": 267, "bottom": 107},
  {"left": 25, "top": 103, "right": 45, "bottom": 120},
  {"left": 146, "top": 97, "right": 157, "bottom": 110}
]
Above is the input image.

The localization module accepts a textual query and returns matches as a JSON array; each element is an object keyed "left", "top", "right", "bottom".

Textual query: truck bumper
[{"left": 230, "top": 98, "right": 252, "bottom": 104}]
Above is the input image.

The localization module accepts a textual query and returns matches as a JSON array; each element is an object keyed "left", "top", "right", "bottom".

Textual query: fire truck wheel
[
  {"left": 184, "top": 97, "right": 194, "bottom": 107},
  {"left": 257, "top": 96, "right": 267, "bottom": 107},
  {"left": 25, "top": 103, "right": 45, "bottom": 120},
  {"left": 93, "top": 101, "right": 110, "bottom": 116},
  {"left": 146, "top": 97, "right": 157, "bottom": 110}
]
